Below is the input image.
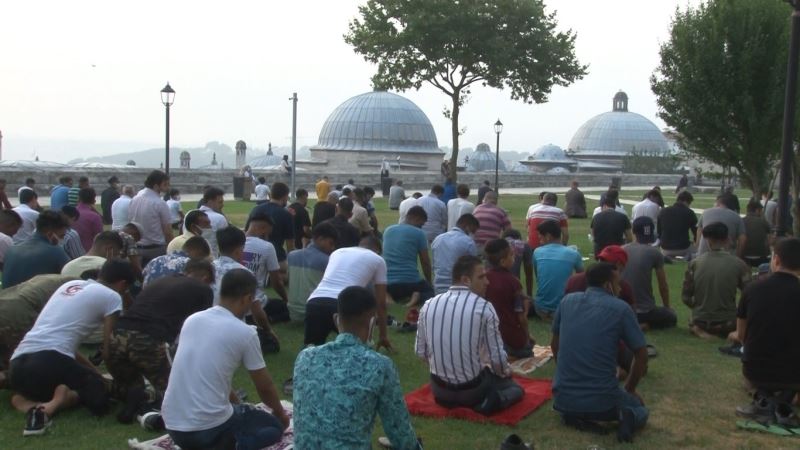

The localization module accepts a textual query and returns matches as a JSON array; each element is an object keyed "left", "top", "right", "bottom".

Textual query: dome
[
  {"left": 313, "top": 91, "right": 440, "bottom": 154},
  {"left": 529, "top": 144, "right": 570, "bottom": 161},
  {"left": 249, "top": 148, "right": 283, "bottom": 168},
  {"left": 180, "top": 151, "right": 191, "bottom": 159},
  {"left": 567, "top": 91, "right": 670, "bottom": 159},
  {"left": 467, "top": 142, "right": 507, "bottom": 172},
  {"left": 0, "top": 160, "right": 67, "bottom": 169}
]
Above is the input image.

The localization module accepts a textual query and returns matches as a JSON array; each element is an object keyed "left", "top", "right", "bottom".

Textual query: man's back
[
  {"left": 591, "top": 210, "right": 630, "bottom": 254},
  {"left": 249, "top": 202, "right": 293, "bottom": 260},
  {"left": 533, "top": 243, "right": 582, "bottom": 312},
  {"left": 742, "top": 215, "right": 771, "bottom": 258},
  {"left": 312, "top": 201, "right": 336, "bottom": 227},
  {"left": 129, "top": 188, "right": 170, "bottom": 245},
  {"left": 287, "top": 245, "right": 329, "bottom": 321},
  {"left": 2, "top": 235, "right": 70, "bottom": 289},
  {"left": 322, "top": 215, "right": 360, "bottom": 249},
  {"left": 397, "top": 196, "right": 418, "bottom": 223},
  {"left": 51, "top": 185, "right": 70, "bottom": 211},
  {"left": 565, "top": 188, "right": 586, "bottom": 218},
  {"left": 418, "top": 195, "right": 446, "bottom": 241},
  {"left": 621, "top": 243, "right": 664, "bottom": 314},
  {"left": 473, "top": 203, "right": 510, "bottom": 247},
  {"left": 477, "top": 185, "right": 491, "bottom": 204},
  {"left": 684, "top": 250, "right": 749, "bottom": 322},
  {"left": 697, "top": 207, "right": 745, "bottom": 255},
  {"left": 243, "top": 236, "right": 279, "bottom": 288},
  {"left": 657, "top": 203, "right": 697, "bottom": 250},
  {"left": 631, "top": 199, "right": 660, "bottom": 223},
  {"left": 310, "top": 247, "right": 386, "bottom": 300},
  {"left": 389, "top": 185, "right": 405, "bottom": 210},
  {"left": 111, "top": 195, "right": 132, "bottom": 230},
  {"left": 383, "top": 223, "right": 427, "bottom": 285},
  {"left": 526, "top": 204, "right": 567, "bottom": 249},
  {"left": 552, "top": 288, "right": 646, "bottom": 413},
  {"left": 431, "top": 228, "right": 477, "bottom": 293},
  {"left": 447, "top": 197, "right": 475, "bottom": 231},
  {"left": 101, "top": 187, "right": 119, "bottom": 224}
]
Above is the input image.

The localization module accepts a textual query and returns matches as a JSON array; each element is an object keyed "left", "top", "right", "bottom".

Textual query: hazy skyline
[{"left": 1, "top": 0, "right": 701, "bottom": 162}]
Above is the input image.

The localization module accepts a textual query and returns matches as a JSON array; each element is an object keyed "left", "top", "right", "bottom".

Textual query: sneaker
[
  {"left": 500, "top": 433, "right": 533, "bottom": 450},
  {"left": 735, "top": 397, "right": 774, "bottom": 422},
  {"left": 617, "top": 407, "right": 635, "bottom": 443},
  {"left": 137, "top": 411, "right": 165, "bottom": 431},
  {"left": 23, "top": 406, "right": 51, "bottom": 436},
  {"left": 775, "top": 403, "right": 800, "bottom": 428}
]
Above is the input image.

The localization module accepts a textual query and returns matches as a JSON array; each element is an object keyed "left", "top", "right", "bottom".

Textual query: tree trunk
[
  {"left": 793, "top": 157, "right": 800, "bottom": 236},
  {"left": 448, "top": 91, "right": 460, "bottom": 182}
]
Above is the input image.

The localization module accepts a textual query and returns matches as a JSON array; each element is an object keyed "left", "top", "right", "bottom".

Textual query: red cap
[{"left": 597, "top": 245, "right": 628, "bottom": 265}]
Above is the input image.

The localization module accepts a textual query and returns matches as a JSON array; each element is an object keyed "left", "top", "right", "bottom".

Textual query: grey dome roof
[
  {"left": 314, "top": 91, "right": 440, "bottom": 154},
  {"left": 249, "top": 149, "right": 282, "bottom": 168},
  {"left": 467, "top": 143, "right": 507, "bottom": 172},
  {"left": 567, "top": 91, "right": 670, "bottom": 157},
  {"left": 529, "top": 144, "right": 570, "bottom": 161}
]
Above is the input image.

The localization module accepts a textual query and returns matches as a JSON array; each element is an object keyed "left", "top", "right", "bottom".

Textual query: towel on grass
[
  {"left": 404, "top": 377, "right": 552, "bottom": 426},
  {"left": 510, "top": 345, "right": 553, "bottom": 375},
  {"left": 128, "top": 400, "right": 293, "bottom": 450}
]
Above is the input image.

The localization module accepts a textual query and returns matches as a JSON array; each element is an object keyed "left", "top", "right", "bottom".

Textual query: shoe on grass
[
  {"left": 137, "top": 411, "right": 165, "bottom": 431},
  {"left": 775, "top": 403, "right": 800, "bottom": 428},
  {"left": 735, "top": 397, "right": 774, "bottom": 423},
  {"left": 500, "top": 433, "right": 533, "bottom": 450},
  {"left": 23, "top": 406, "right": 51, "bottom": 437},
  {"left": 617, "top": 407, "right": 635, "bottom": 443}
]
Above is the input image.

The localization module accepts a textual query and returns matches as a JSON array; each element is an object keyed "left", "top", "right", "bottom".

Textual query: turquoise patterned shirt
[{"left": 293, "top": 333, "right": 421, "bottom": 450}]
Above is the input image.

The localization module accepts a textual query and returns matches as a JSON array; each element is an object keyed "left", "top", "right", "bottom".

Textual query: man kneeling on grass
[
  {"left": 162, "top": 269, "right": 289, "bottom": 450},
  {"left": 551, "top": 262, "right": 648, "bottom": 443},
  {"left": 293, "top": 286, "right": 421, "bottom": 449},
  {"left": 7, "top": 259, "right": 135, "bottom": 436}
]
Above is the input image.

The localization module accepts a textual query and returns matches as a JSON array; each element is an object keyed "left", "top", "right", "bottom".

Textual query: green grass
[{"left": 0, "top": 193, "right": 784, "bottom": 449}]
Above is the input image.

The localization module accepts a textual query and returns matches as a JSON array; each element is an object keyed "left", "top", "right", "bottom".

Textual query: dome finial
[{"left": 613, "top": 90, "right": 629, "bottom": 112}]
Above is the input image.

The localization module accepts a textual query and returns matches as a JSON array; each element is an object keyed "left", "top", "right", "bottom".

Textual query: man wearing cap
[
  {"left": 622, "top": 217, "right": 675, "bottom": 329},
  {"left": 100, "top": 176, "right": 120, "bottom": 226},
  {"left": 565, "top": 245, "right": 635, "bottom": 309}
]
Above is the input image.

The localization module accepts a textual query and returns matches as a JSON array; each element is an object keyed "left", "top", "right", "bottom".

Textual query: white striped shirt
[{"left": 415, "top": 286, "right": 510, "bottom": 384}]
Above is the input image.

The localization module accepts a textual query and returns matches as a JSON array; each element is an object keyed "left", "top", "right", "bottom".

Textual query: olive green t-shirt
[{"left": 682, "top": 250, "right": 750, "bottom": 322}]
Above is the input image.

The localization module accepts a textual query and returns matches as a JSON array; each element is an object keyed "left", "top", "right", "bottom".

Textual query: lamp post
[
  {"left": 289, "top": 92, "right": 298, "bottom": 200},
  {"left": 777, "top": 1, "right": 800, "bottom": 237},
  {"left": 160, "top": 83, "right": 175, "bottom": 175},
  {"left": 494, "top": 119, "right": 503, "bottom": 192}
]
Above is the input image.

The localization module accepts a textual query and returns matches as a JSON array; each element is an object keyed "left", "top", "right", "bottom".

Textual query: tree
[
  {"left": 345, "top": 0, "right": 586, "bottom": 180},
  {"left": 651, "top": 0, "right": 795, "bottom": 194}
]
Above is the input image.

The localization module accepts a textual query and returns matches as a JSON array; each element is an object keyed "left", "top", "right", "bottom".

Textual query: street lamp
[
  {"left": 494, "top": 119, "right": 503, "bottom": 192},
  {"left": 160, "top": 83, "right": 175, "bottom": 175}
]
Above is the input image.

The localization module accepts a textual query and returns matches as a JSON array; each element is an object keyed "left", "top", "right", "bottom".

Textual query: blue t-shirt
[
  {"left": 533, "top": 244, "right": 583, "bottom": 312},
  {"left": 551, "top": 287, "right": 647, "bottom": 413},
  {"left": 383, "top": 223, "right": 427, "bottom": 284},
  {"left": 2, "top": 233, "right": 71, "bottom": 289},
  {"left": 50, "top": 185, "right": 70, "bottom": 211}
]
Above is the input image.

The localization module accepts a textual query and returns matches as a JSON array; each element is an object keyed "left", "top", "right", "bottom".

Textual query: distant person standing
[
  {"left": 383, "top": 206, "right": 434, "bottom": 305},
  {"left": 389, "top": 180, "right": 406, "bottom": 211},
  {"left": 477, "top": 180, "right": 492, "bottom": 205},
  {"left": 100, "top": 176, "right": 120, "bottom": 226},
  {"left": 472, "top": 191, "right": 511, "bottom": 248},
  {"left": 67, "top": 177, "right": 89, "bottom": 207},
  {"left": 564, "top": 181, "right": 587, "bottom": 219},
  {"left": 675, "top": 174, "right": 688, "bottom": 193},
  {"left": 657, "top": 191, "right": 697, "bottom": 260},
  {"left": 128, "top": 170, "right": 174, "bottom": 265},
  {"left": 532, "top": 220, "right": 583, "bottom": 319},
  {"left": 631, "top": 189, "right": 662, "bottom": 227},
  {"left": 446, "top": 184, "right": 475, "bottom": 231},
  {"left": 0, "top": 179, "right": 13, "bottom": 210},
  {"left": 18, "top": 178, "right": 36, "bottom": 198},
  {"left": 49, "top": 177, "right": 72, "bottom": 212},
  {"left": 417, "top": 185, "right": 447, "bottom": 242},
  {"left": 314, "top": 176, "right": 330, "bottom": 203},
  {"left": 247, "top": 182, "right": 295, "bottom": 274},
  {"left": 111, "top": 185, "right": 135, "bottom": 231},
  {"left": 312, "top": 192, "right": 338, "bottom": 228},
  {"left": 254, "top": 177, "right": 270, "bottom": 205},
  {"left": 11, "top": 189, "right": 40, "bottom": 244},
  {"left": 73, "top": 188, "right": 104, "bottom": 252},
  {"left": 280, "top": 155, "right": 292, "bottom": 174},
  {"left": 165, "top": 189, "right": 184, "bottom": 231}
]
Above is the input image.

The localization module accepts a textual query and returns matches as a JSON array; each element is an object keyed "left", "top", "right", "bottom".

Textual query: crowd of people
[{"left": 0, "top": 172, "right": 798, "bottom": 448}]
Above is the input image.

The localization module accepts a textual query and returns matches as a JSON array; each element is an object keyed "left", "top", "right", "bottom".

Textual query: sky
[{"left": 0, "top": 0, "right": 702, "bottom": 162}]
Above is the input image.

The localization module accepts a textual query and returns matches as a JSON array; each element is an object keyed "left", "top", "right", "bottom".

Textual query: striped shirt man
[
  {"left": 415, "top": 286, "right": 510, "bottom": 385},
  {"left": 472, "top": 202, "right": 511, "bottom": 248}
]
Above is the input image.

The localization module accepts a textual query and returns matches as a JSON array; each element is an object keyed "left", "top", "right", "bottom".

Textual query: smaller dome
[
  {"left": 236, "top": 140, "right": 247, "bottom": 151},
  {"left": 529, "top": 144, "right": 570, "bottom": 161},
  {"left": 467, "top": 143, "right": 507, "bottom": 172},
  {"left": 249, "top": 147, "right": 282, "bottom": 169},
  {"left": 180, "top": 151, "right": 191, "bottom": 159}
]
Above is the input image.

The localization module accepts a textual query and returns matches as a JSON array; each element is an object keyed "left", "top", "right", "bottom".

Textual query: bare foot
[
  {"left": 689, "top": 324, "right": 714, "bottom": 339},
  {"left": 405, "top": 292, "right": 421, "bottom": 308}
]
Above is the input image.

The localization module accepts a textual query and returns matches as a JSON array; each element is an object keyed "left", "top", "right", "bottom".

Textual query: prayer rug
[
  {"left": 404, "top": 377, "right": 552, "bottom": 426},
  {"left": 127, "top": 400, "right": 294, "bottom": 450},
  {"left": 510, "top": 345, "right": 553, "bottom": 375}
]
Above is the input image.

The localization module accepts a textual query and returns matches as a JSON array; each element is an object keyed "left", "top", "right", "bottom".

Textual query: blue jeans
[
  {"left": 557, "top": 389, "right": 649, "bottom": 430},
  {"left": 168, "top": 404, "right": 284, "bottom": 450}
]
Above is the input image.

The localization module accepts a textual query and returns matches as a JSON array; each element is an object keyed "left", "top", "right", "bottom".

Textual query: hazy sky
[{"left": 1, "top": 0, "right": 701, "bottom": 161}]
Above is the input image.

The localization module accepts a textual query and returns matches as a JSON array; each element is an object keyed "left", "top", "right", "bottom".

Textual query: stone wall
[{"left": 0, "top": 167, "right": 689, "bottom": 198}]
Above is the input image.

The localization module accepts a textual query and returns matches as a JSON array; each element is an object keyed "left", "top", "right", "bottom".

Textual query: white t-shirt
[
  {"left": 199, "top": 206, "right": 228, "bottom": 257},
  {"left": 309, "top": 247, "right": 387, "bottom": 300},
  {"left": 162, "top": 306, "right": 265, "bottom": 432},
  {"left": 631, "top": 198, "right": 661, "bottom": 223},
  {"left": 447, "top": 197, "right": 475, "bottom": 231},
  {"left": 111, "top": 195, "right": 132, "bottom": 231},
  {"left": 242, "top": 236, "right": 279, "bottom": 288},
  {"left": 592, "top": 205, "right": 627, "bottom": 217},
  {"left": 254, "top": 184, "right": 270, "bottom": 201},
  {"left": 11, "top": 280, "right": 121, "bottom": 360},
  {"left": 0, "top": 231, "right": 12, "bottom": 264},
  {"left": 166, "top": 199, "right": 183, "bottom": 224},
  {"left": 212, "top": 256, "right": 267, "bottom": 307},
  {"left": 398, "top": 197, "right": 419, "bottom": 224},
  {"left": 12, "top": 204, "right": 39, "bottom": 244}
]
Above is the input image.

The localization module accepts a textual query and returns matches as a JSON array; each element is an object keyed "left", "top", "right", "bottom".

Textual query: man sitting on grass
[
  {"left": 142, "top": 236, "right": 211, "bottom": 285},
  {"left": 551, "top": 262, "right": 649, "bottom": 443},
  {"left": 7, "top": 260, "right": 135, "bottom": 436},
  {"left": 431, "top": 213, "right": 479, "bottom": 295},
  {"left": 162, "top": 269, "right": 289, "bottom": 450},
  {"left": 383, "top": 206, "right": 434, "bottom": 307},
  {"left": 735, "top": 238, "right": 800, "bottom": 426},
  {"left": 532, "top": 220, "right": 583, "bottom": 320},
  {"left": 293, "top": 286, "right": 421, "bottom": 449},
  {"left": 416, "top": 255, "right": 523, "bottom": 415},
  {"left": 682, "top": 222, "right": 750, "bottom": 339}
]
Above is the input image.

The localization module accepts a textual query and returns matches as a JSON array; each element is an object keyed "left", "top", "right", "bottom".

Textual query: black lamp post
[
  {"left": 494, "top": 119, "right": 503, "bottom": 192},
  {"left": 160, "top": 83, "right": 175, "bottom": 175}
]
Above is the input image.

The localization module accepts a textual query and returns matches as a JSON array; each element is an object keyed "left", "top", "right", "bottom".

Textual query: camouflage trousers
[
  {"left": 106, "top": 328, "right": 170, "bottom": 402},
  {"left": 0, "top": 325, "right": 27, "bottom": 371}
]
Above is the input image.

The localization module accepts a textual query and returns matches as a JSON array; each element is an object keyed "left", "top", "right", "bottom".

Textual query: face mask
[{"left": 51, "top": 233, "right": 64, "bottom": 246}]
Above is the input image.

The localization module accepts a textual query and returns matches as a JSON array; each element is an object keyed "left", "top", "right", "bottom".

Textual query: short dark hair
[
  {"left": 184, "top": 259, "right": 215, "bottom": 283},
  {"left": 312, "top": 222, "right": 339, "bottom": 242},
  {"left": 364, "top": 186, "right": 375, "bottom": 197},
  {"left": 0, "top": 209, "right": 22, "bottom": 226},
  {"left": 677, "top": 191, "right": 694, "bottom": 204},
  {"left": 25, "top": 178, "right": 35, "bottom": 185},
  {"left": 184, "top": 210, "right": 207, "bottom": 231},
  {"left": 36, "top": 210, "right": 68, "bottom": 233},
  {"left": 108, "top": 176, "right": 119, "bottom": 184},
  {"left": 348, "top": 178, "right": 355, "bottom": 184},
  {"left": 456, "top": 213, "right": 479, "bottom": 230},
  {"left": 78, "top": 187, "right": 96, "bottom": 204},
  {"left": 248, "top": 212, "right": 274, "bottom": 227},
  {"left": 169, "top": 188, "right": 180, "bottom": 198},
  {"left": 431, "top": 184, "right": 444, "bottom": 195},
  {"left": 296, "top": 188, "right": 308, "bottom": 198},
  {"left": 59, "top": 176, "right": 72, "bottom": 184},
  {"left": 360, "top": 235, "right": 382, "bottom": 254},
  {"left": 536, "top": 220, "right": 562, "bottom": 239},
  {"left": 217, "top": 226, "right": 246, "bottom": 255},
  {"left": 19, "top": 189, "right": 37, "bottom": 204},
  {"left": 586, "top": 262, "right": 617, "bottom": 288},
  {"left": 258, "top": 177, "right": 266, "bottom": 184},
  {"left": 412, "top": 192, "right": 423, "bottom": 199},
  {"left": 746, "top": 199, "right": 763, "bottom": 214},
  {"left": 342, "top": 187, "right": 352, "bottom": 197},
  {"left": 502, "top": 228, "right": 522, "bottom": 240},
  {"left": 353, "top": 187, "right": 365, "bottom": 201},
  {"left": 702, "top": 222, "right": 729, "bottom": 241},
  {"left": 452, "top": 255, "right": 483, "bottom": 283},
  {"left": 98, "top": 259, "right": 137, "bottom": 285},
  {"left": 220, "top": 268, "right": 257, "bottom": 300},
  {"left": 94, "top": 231, "right": 124, "bottom": 250},
  {"left": 543, "top": 192, "right": 558, "bottom": 206},
  {"left": 144, "top": 170, "right": 169, "bottom": 189},
  {"left": 774, "top": 237, "right": 800, "bottom": 270},
  {"left": 484, "top": 238, "right": 511, "bottom": 267},
  {"left": 271, "top": 182, "right": 290, "bottom": 200},
  {"left": 484, "top": 180, "right": 491, "bottom": 186},
  {"left": 61, "top": 205, "right": 80, "bottom": 220},
  {"left": 337, "top": 197, "right": 354, "bottom": 214},
  {"left": 203, "top": 187, "right": 224, "bottom": 201},
  {"left": 406, "top": 205, "right": 428, "bottom": 222},
  {"left": 337, "top": 286, "right": 377, "bottom": 320},
  {"left": 457, "top": 184, "right": 470, "bottom": 198},
  {"left": 183, "top": 235, "right": 211, "bottom": 258},
  {"left": 78, "top": 176, "right": 89, "bottom": 184},
  {"left": 603, "top": 190, "right": 618, "bottom": 208}
]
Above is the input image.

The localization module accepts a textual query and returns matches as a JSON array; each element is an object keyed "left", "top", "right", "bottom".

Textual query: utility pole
[{"left": 290, "top": 92, "right": 298, "bottom": 200}]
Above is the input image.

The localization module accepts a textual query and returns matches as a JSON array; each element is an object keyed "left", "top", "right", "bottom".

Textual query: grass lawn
[{"left": 0, "top": 190, "right": 784, "bottom": 449}]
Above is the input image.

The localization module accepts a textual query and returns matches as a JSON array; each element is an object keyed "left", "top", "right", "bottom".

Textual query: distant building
[
  {"left": 466, "top": 143, "right": 506, "bottom": 172},
  {"left": 180, "top": 151, "right": 191, "bottom": 169},
  {"left": 520, "top": 144, "right": 577, "bottom": 173}
]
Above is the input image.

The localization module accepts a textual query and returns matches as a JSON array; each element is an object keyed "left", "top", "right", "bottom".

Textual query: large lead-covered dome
[
  {"left": 314, "top": 91, "right": 440, "bottom": 154},
  {"left": 567, "top": 91, "right": 669, "bottom": 159}
]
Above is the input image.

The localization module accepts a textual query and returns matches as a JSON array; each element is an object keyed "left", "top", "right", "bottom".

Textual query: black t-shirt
[
  {"left": 312, "top": 202, "right": 336, "bottom": 228},
  {"left": 657, "top": 203, "right": 698, "bottom": 250},
  {"left": 322, "top": 215, "right": 361, "bottom": 249},
  {"left": 248, "top": 202, "right": 295, "bottom": 261},
  {"left": 100, "top": 187, "right": 120, "bottom": 225},
  {"left": 116, "top": 275, "right": 213, "bottom": 342},
  {"left": 477, "top": 186, "right": 492, "bottom": 204},
  {"left": 288, "top": 202, "right": 311, "bottom": 249},
  {"left": 591, "top": 210, "right": 631, "bottom": 255},
  {"left": 737, "top": 272, "right": 800, "bottom": 385}
]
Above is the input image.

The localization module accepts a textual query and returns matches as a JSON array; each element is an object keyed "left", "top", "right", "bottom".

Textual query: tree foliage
[
  {"left": 650, "top": 0, "right": 794, "bottom": 194},
  {"left": 345, "top": 0, "right": 586, "bottom": 180},
  {"left": 622, "top": 149, "right": 681, "bottom": 174}
]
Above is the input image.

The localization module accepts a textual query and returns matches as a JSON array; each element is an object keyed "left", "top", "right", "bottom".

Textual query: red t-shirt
[{"left": 484, "top": 267, "right": 528, "bottom": 349}]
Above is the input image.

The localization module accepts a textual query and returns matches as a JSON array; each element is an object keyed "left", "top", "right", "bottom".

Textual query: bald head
[
  {"left": 327, "top": 191, "right": 340, "bottom": 204},
  {"left": 122, "top": 185, "right": 135, "bottom": 197},
  {"left": 483, "top": 191, "right": 498, "bottom": 204}
]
